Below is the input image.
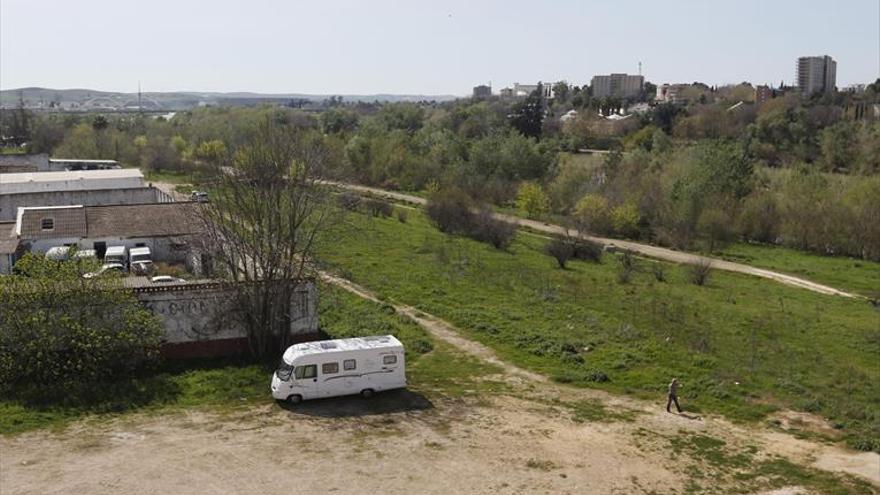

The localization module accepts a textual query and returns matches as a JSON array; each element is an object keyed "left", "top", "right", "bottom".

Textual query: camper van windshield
[{"left": 276, "top": 361, "right": 295, "bottom": 381}]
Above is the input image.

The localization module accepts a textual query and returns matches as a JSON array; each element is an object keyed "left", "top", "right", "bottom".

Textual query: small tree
[
  {"left": 574, "top": 194, "right": 612, "bottom": 234},
  {"left": 688, "top": 258, "right": 713, "bottom": 286},
  {"left": 545, "top": 238, "right": 575, "bottom": 269},
  {"left": 610, "top": 203, "right": 640, "bottom": 238},
  {"left": 516, "top": 182, "right": 549, "bottom": 219},
  {"left": 470, "top": 209, "right": 516, "bottom": 250},
  {"left": 198, "top": 119, "right": 342, "bottom": 358},
  {"left": 426, "top": 188, "right": 475, "bottom": 234},
  {"left": 0, "top": 254, "right": 163, "bottom": 402}
]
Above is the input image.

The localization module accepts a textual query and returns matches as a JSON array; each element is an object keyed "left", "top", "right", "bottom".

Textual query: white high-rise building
[{"left": 797, "top": 56, "right": 836, "bottom": 95}]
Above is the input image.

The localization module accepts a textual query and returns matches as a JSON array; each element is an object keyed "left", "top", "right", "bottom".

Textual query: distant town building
[
  {"left": 472, "top": 85, "right": 492, "bottom": 98},
  {"left": 754, "top": 85, "right": 773, "bottom": 105},
  {"left": 591, "top": 73, "right": 644, "bottom": 99},
  {"left": 797, "top": 55, "right": 836, "bottom": 95},
  {"left": 655, "top": 84, "right": 688, "bottom": 104},
  {"left": 498, "top": 82, "right": 555, "bottom": 99}
]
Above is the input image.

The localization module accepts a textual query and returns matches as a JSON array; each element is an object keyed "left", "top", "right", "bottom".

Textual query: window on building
[
  {"left": 322, "top": 362, "right": 339, "bottom": 375},
  {"left": 343, "top": 359, "right": 357, "bottom": 371},
  {"left": 40, "top": 217, "right": 54, "bottom": 231},
  {"left": 383, "top": 355, "right": 397, "bottom": 365},
  {"left": 294, "top": 364, "right": 317, "bottom": 379}
]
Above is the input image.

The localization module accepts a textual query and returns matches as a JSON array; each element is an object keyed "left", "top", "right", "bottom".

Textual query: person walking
[{"left": 666, "top": 378, "right": 682, "bottom": 413}]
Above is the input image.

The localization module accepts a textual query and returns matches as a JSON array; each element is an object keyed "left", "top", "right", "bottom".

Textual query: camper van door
[{"left": 293, "top": 363, "right": 318, "bottom": 399}]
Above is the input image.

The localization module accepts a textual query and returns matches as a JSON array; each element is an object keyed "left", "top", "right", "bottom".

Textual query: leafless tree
[{"left": 197, "top": 119, "right": 342, "bottom": 357}]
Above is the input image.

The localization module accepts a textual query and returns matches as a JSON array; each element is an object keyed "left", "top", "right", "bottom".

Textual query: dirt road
[{"left": 330, "top": 182, "right": 861, "bottom": 299}]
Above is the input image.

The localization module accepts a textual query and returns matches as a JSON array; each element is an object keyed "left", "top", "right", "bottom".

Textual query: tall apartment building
[
  {"left": 472, "top": 84, "right": 492, "bottom": 98},
  {"left": 591, "top": 73, "right": 644, "bottom": 99},
  {"left": 796, "top": 56, "right": 836, "bottom": 95}
]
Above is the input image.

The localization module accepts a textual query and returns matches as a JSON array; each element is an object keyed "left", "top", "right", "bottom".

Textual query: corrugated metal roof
[{"left": 0, "top": 168, "right": 142, "bottom": 184}]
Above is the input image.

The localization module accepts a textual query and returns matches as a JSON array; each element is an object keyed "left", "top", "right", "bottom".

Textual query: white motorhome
[{"left": 271, "top": 335, "right": 406, "bottom": 403}]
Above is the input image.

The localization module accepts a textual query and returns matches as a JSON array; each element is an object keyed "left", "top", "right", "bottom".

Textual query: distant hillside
[{"left": 0, "top": 87, "right": 460, "bottom": 111}]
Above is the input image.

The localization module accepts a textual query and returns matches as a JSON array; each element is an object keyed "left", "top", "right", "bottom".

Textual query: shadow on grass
[
  {"left": 1, "top": 356, "right": 274, "bottom": 434},
  {"left": 278, "top": 388, "right": 433, "bottom": 418}
]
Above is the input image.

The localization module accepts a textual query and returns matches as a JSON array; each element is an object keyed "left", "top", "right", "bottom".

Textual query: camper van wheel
[
  {"left": 286, "top": 394, "right": 303, "bottom": 404},
  {"left": 360, "top": 388, "right": 375, "bottom": 399}
]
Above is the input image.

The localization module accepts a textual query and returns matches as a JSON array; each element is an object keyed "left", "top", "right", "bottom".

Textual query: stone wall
[
  {"left": 136, "top": 281, "right": 318, "bottom": 358},
  {"left": 0, "top": 187, "right": 171, "bottom": 221}
]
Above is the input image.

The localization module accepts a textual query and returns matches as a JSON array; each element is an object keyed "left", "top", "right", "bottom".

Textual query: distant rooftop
[
  {"left": 1, "top": 169, "right": 142, "bottom": 184},
  {"left": 49, "top": 158, "right": 120, "bottom": 164}
]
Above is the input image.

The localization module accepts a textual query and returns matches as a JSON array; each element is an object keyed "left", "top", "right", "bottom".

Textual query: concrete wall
[
  {"left": 0, "top": 187, "right": 169, "bottom": 221},
  {"left": 137, "top": 281, "right": 318, "bottom": 357}
]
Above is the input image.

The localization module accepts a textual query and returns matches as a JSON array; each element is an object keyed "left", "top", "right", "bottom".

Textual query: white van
[
  {"left": 129, "top": 247, "right": 153, "bottom": 274},
  {"left": 104, "top": 245, "right": 127, "bottom": 266},
  {"left": 271, "top": 335, "right": 406, "bottom": 403}
]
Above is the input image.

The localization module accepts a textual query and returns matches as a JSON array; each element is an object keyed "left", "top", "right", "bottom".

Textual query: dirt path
[
  {"left": 330, "top": 182, "right": 861, "bottom": 299},
  {"left": 321, "top": 271, "right": 880, "bottom": 488}
]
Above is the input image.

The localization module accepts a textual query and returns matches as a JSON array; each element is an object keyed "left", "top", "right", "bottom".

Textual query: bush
[
  {"left": 364, "top": 198, "right": 394, "bottom": 218},
  {"left": 426, "top": 189, "right": 515, "bottom": 250},
  {"left": 470, "top": 209, "right": 516, "bottom": 250},
  {"left": 652, "top": 263, "right": 666, "bottom": 282},
  {"left": 545, "top": 238, "right": 575, "bottom": 269},
  {"left": 338, "top": 191, "right": 362, "bottom": 211},
  {"left": 426, "top": 189, "right": 475, "bottom": 234},
  {"left": 515, "top": 181, "right": 549, "bottom": 219},
  {"left": 616, "top": 252, "right": 637, "bottom": 284},
  {"left": 396, "top": 209, "right": 408, "bottom": 223},
  {"left": 572, "top": 239, "right": 603, "bottom": 262},
  {"left": 574, "top": 194, "right": 612, "bottom": 234},
  {"left": 610, "top": 203, "right": 640, "bottom": 238},
  {"left": 689, "top": 258, "right": 713, "bottom": 286}
]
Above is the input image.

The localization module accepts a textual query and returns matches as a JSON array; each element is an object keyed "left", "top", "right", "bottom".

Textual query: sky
[{"left": 1, "top": 0, "right": 878, "bottom": 96}]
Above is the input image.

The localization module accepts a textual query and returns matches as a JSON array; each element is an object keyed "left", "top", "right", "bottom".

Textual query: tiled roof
[
  {"left": 16, "top": 205, "right": 87, "bottom": 239},
  {"left": 85, "top": 202, "right": 202, "bottom": 238},
  {"left": 16, "top": 202, "right": 203, "bottom": 241}
]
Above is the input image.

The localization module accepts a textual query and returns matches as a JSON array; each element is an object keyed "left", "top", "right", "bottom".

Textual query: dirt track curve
[{"left": 330, "top": 182, "right": 861, "bottom": 299}]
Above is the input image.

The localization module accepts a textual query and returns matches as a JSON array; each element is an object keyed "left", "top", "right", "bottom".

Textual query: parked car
[
  {"left": 190, "top": 190, "right": 208, "bottom": 202},
  {"left": 45, "top": 246, "right": 72, "bottom": 261},
  {"left": 82, "top": 263, "right": 125, "bottom": 279},
  {"left": 271, "top": 335, "right": 406, "bottom": 404},
  {"left": 150, "top": 275, "right": 185, "bottom": 283}
]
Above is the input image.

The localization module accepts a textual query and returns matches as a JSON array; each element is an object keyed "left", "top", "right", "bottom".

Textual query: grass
[
  {"left": 320, "top": 208, "right": 880, "bottom": 451},
  {"left": 659, "top": 430, "right": 876, "bottom": 494},
  {"left": 0, "top": 283, "right": 498, "bottom": 435},
  {"left": 718, "top": 243, "right": 880, "bottom": 298}
]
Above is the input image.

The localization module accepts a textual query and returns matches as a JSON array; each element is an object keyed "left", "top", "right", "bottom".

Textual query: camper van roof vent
[{"left": 319, "top": 342, "right": 338, "bottom": 350}]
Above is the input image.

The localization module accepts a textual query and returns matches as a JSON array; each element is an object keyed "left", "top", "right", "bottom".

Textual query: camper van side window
[
  {"left": 343, "top": 359, "right": 356, "bottom": 371},
  {"left": 383, "top": 355, "right": 397, "bottom": 365},
  {"left": 294, "top": 365, "right": 317, "bottom": 379},
  {"left": 322, "top": 362, "right": 339, "bottom": 374}
]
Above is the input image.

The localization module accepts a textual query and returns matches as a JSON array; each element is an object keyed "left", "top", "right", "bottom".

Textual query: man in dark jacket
[{"left": 666, "top": 378, "right": 682, "bottom": 413}]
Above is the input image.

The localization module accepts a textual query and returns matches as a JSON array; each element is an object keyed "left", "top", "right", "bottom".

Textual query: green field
[
  {"left": 0, "top": 284, "right": 499, "bottom": 435},
  {"left": 321, "top": 208, "right": 880, "bottom": 451},
  {"left": 718, "top": 243, "right": 880, "bottom": 298}
]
